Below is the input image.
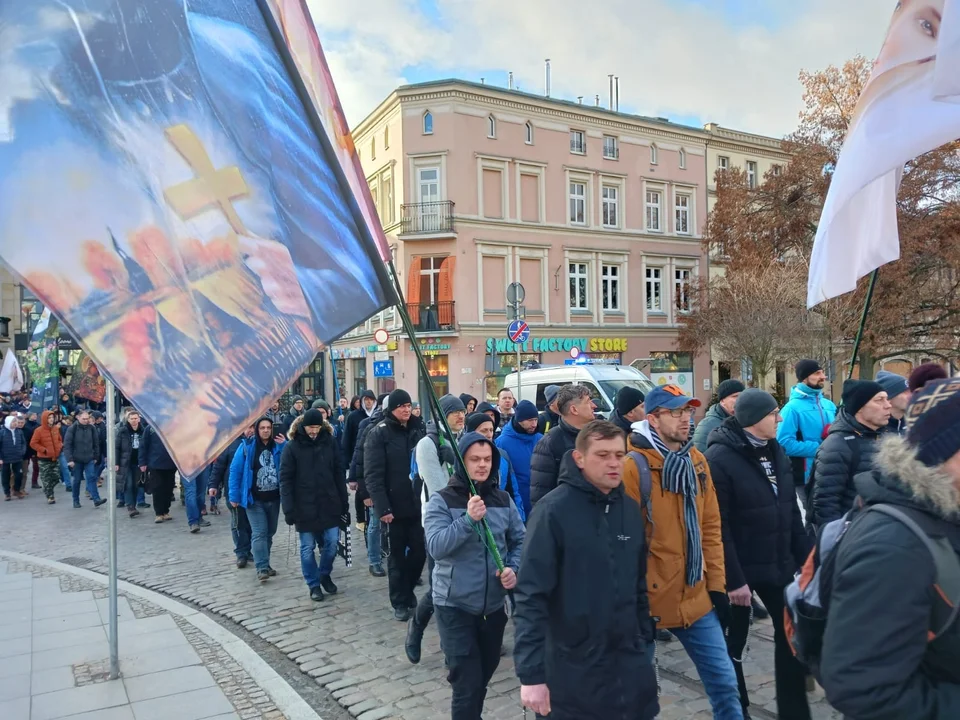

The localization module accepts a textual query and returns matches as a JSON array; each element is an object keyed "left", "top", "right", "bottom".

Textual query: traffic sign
[
  {"left": 570, "top": 346, "right": 581, "bottom": 359},
  {"left": 373, "top": 328, "right": 389, "bottom": 345},
  {"left": 506, "top": 282, "right": 525, "bottom": 305},
  {"left": 373, "top": 359, "right": 394, "bottom": 378},
  {"left": 508, "top": 320, "right": 530, "bottom": 344}
]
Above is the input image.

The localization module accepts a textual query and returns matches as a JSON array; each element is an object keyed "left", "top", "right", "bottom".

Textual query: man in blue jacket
[
  {"left": 495, "top": 400, "right": 541, "bottom": 519},
  {"left": 777, "top": 359, "right": 836, "bottom": 512}
]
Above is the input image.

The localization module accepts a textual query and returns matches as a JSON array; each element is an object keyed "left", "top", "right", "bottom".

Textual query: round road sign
[
  {"left": 373, "top": 328, "right": 390, "bottom": 345},
  {"left": 507, "top": 320, "right": 530, "bottom": 344},
  {"left": 506, "top": 282, "right": 526, "bottom": 305}
]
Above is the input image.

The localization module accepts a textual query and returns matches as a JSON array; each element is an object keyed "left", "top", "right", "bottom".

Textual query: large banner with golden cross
[{"left": 0, "top": 0, "right": 393, "bottom": 476}]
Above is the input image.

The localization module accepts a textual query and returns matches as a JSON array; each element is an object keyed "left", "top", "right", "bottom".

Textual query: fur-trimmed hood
[
  {"left": 287, "top": 413, "right": 334, "bottom": 440},
  {"left": 863, "top": 434, "right": 960, "bottom": 520}
]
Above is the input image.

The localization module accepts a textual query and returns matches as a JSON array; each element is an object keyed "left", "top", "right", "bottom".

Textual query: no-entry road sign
[{"left": 508, "top": 320, "right": 530, "bottom": 344}]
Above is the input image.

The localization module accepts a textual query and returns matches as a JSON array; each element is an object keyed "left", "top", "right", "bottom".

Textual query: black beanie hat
[
  {"left": 841, "top": 379, "right": 885, "bottom": 418},
  {"left": 465, "top": 412, "right": 494, "bottom": 433},
  {"left": 717, "top": 379, "right": 746, "bottom": 402},
  {"left": 302, "top": 408, "right": 325, "bottom": 427},
  {"left": 388, "top": 389, "right": 413, "bottom": 413},
  {"left": 734, "top": 388, "right": 779, "bottom": 427},
  {"left": 795, "top": 359, "right": 822, "bottom": 382},
  {"left": 615, "top": 387, "right": 645, "bottom": 416},
  {"left": 905, "top": 378, "right": 960, "bottom": 466}
]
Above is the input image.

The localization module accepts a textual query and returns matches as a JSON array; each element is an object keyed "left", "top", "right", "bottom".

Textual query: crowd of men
[{"left": 5, "top": 360, "right": 960, "bottom": 720}]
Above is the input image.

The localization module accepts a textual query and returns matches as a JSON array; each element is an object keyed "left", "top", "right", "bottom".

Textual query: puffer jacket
[
  {"left": 0, "top": 417, "right": 25, "bottom": 464},
  {"left": 777, "top": 383, "right": 837, "bottom": 485},
  {"left": 622, "top": 420, "right": 726, "bottom": 630},
  {"left": 363, "top": 413, "right": 423, "bottom": 519},
  {"left": 115, "top": 420, "right": 145, "bottom": 478},
  {"left": 705, "top": 417, "right": 811, "bottom": 590},
  {"left": 692, "top": 402, "right": 730, "bottom": 454},
  {"left": 63, "top": 422, "right": 99, "bottom": 464},
  {"left": 424, "top": 434, "right": 524, "bottom": 616},
  {"left": 514, "top": 451, "right": 658, "bottom": 720},
  {"left": 495, "top": 418, "right": 543, "bottom": 518},
  {"left": 29, "top": 411, "right": 62, "bottom": 460},
  {"left": 279, "top": 416, "right": 347, "bottom": 534},
  {"left": 529, "top": 418, "right": 579, "bottom": 509},
  {"left": 811, "top": 409, "right": 883, "bottom": 526},
  {"left": 820, "top": 436, "right": 960, "bottom": 719}
]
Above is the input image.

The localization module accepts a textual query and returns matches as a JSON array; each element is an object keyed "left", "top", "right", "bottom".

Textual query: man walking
[
  {"left": 141, "top": 423, "right": 177, "bottom": 522},
  {"left": 529, "top": 385, "right": 595, "bottom": 507},
  {"left": 877, "top": 370, "right": 910, "bottom": 435},
  {"left": 115, "top": 410, "right": 146, "bottom": 519},
  {"left": 495, "top": 399, "right": 541, "bottom": 518},
  {"left": 343, "top": 389, "right": 377, "bottom": 467},
  {"left": 351, "top": 393, "right": 389, "bottom": 576},
  {"left": 425, "top": 432, "right": 524, "bottom": 719},
  {"left": 1, "top": 414, "right": 26, "bottom": 501},
  {"left": 281, "top": 409, "right": 348, "bottom": 601},
  {"left": 535, "top": 385, "right": 561, "bottom": 435},
  {"left": 364, "top": 389, "right": 425, "bottom": 620},
  {"left": 495, "top": 388, "right": 515, "bottom": 428},
  {"left": 210, "top": 425, "right": 255, "bottom": 567},
  {"left": 515, "top": 420, "right": 658, "bottom": 720},
  {"left": 22, "top": 412, "right": 39, "bottom": 490},
  {"left": 64, "top": 410, "right": 105, "bottom": 508},
  {"left": 30, "top": 410, "right": 62, "bottom": 504},
  {"left": 609, "top": 386, "right": 647, "bottom": 436},
  {"left": 693, "top": 379, "right": 744, "bottom": 453}
]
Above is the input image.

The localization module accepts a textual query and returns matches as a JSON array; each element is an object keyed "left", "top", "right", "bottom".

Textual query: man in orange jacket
[{"left": 622, "top": 385, "right": 742, "bottom": 720}]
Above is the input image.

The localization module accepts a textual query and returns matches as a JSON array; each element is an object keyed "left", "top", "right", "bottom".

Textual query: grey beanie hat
[{"left": 734, "top": 388, "right": 779, "bottom": 428}]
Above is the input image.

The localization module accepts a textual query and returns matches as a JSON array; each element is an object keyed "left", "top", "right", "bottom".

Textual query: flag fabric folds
[
  {"left": 0, "top": 350, "right": 24, "bottom": 394},
  {"left": 807, "top": 0, "right": 960, "bottom": 308},
  {"left": 0, "top": 1, "right": 392, "bottom": 475}
]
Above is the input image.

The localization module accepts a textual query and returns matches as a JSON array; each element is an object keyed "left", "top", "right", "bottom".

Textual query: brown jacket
[
  {"left": 30, "top": 411, "right": 63, "bottom": 461},
  {"left": 622, "top": 422, "right": 725, "bottom": 630}
]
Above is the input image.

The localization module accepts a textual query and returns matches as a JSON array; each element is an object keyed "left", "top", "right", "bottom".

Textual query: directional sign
[
  {"left": 506, "top": 282, "right": 525, "bottom": 305},
  {"left": 508, "top": 320, "right": 530, "bottom": 344},
  {"left": 373, "top": 360, "right": 394, "bottom": 378}
]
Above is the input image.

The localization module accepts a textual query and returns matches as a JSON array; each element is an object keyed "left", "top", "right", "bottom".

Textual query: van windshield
[{"left": 599, "top": 378, "right": 657, "bottom": 403}]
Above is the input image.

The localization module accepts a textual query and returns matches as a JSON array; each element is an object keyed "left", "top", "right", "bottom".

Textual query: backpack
[
  {"left": 628, "top": 451, "right": 655, "bottom": 538},
  {"left": 784, "top": 503, "right": 960, "bottom": 682}
]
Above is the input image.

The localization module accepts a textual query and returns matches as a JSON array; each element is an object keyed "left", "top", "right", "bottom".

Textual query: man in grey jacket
[
  {"left": 693, "top": 379, "right": 744, "bottom": 453},
  {"left": 424, "top": 432, "right": 525, "bottom": 720}
]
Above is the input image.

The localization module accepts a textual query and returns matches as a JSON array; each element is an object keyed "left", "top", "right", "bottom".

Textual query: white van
[{"left": 502, "top": 364, "right": 656, "bottom": 418}]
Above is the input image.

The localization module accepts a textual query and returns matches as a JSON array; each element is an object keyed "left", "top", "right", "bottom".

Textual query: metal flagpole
[{"left": 105, "top": 378, "right": 119, "bottom": 680}]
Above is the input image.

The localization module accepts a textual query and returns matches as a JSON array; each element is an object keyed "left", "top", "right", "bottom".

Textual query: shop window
[
  {"left": 426, "top": 354, "right": 449, "bottom": 397},
  {"left": 353, "top": 358, "right": 367, "bottom": 397}
]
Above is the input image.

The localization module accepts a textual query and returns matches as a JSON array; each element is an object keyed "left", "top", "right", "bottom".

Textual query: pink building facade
[{"left": 331, "top": 79, "right": 714, "bottom": 408}]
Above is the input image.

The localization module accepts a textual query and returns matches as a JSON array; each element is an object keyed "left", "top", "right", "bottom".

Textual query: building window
[
  {"left": 487, "top": 115, "right": 496, "bottom": 138},
  {"left": 718, "top": 155, "right": 730, "bottom": 170},
  {"left": 370, "top": 137, "right": 376, "bottom": 161},
  {"left": 675, "top": 268, "right": 692, "bottom": 313},
  {"left": 747, "top": 161, "right": 758, "bottom": 188},
  {"left": 650, "top": 144, "right": 658, "bottom": 165},
  {"left": 569, "top": 262, "right": 589, "bottom": 311},
  {"left": 601, "top": 264, "right": 621, "bottom": 311},
  {"left": 381, "top": 176, "right": 394, "bottom": 224},
  {"left": 417, "top": 167, "right": 440, "bottom": 204},
  {"left": 675, "top": 193, "right": 691, "bottom": 235},
  {"left": 569, "top": 181, "right": 586, "bottom": 225},
  {"left": 602, "top": 135, "right": 619, "bottom": 159},
  {"left": 679, "top": 148, "right": 686, "bottom": 169},
  {"left": 423, "top": 111, "right": 433, "bottom": 135},
  {"left": 525, "top": 121, "right": 534, "bottom": 145},
  {"left": 773, "top": 164, "right": 782, "bottom": 176},
  {"left": 384, "top": 125, "right": 390, "bottom": 149},
  {"left": 420, "top": 257, "right": 444, "bottom": 304},
  {"left": 602, "top": 185, "right": 619, "bottom": 228},
  {"left": 645, "top": 190, "right": 662, "bottom": 232},
  {"left": 646, "top": 267, "right": 663, "bottom": 312},
  {"left": 570, "top": 129, "right": 586, "bottom": 154}
]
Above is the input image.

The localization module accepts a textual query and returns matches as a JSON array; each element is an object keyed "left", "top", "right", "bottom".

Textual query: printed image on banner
[
  {"left": 0, "top": 1, "right": 392, "bottom": 475},
  {"left": 66, "top": 354, "right": 107, "bottom": 406},
  {"left": 26, "top": 309, "right": 60, "bottom": 412}
]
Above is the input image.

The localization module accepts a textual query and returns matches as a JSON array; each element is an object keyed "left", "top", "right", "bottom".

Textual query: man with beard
[{"left": 115, "top": 410, "right": 146, "bottom": 518}]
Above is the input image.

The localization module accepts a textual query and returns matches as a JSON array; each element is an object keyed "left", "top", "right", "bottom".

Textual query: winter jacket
[
  {"left": 458, "top": 394, "right": 477, "bottom": 412},
  {"left": 820, "top": 437, "right": 960, "bottom": 719},
  {"left": 495, "top": 418, "right": 542, "bottom": 518},
  {"left": 425, "top": 444, "right": 524, "bottom": 616},
  {"left": 279, "top": 416, "right": 347, "bottom": 534},
  {"left": 349, "top": 408, "right": 384, "bottom": 502},
  {"left": 622, "top": 421, "right": 726, "bottom": 630},
  {"left": 415, "top": 422, "right": 456, "bottom": 497},
  {"left": 692, "top": 402, "right": 730, "bottom": 454},
  {"left": 63, "top": 422, "right": 100, "bottom": 465},
  {"left": 476, "top": 402, "right": 502, "bottom": 439},
  {"left": 529, "top": 418, "right": 580, "bottom": 509},
  {"left": 0, "top": 417, "right": 25, "bottom": 464},
  {"left": 704, "top": 418, "right": 812, "bottom": 591},
  {"left": 115, "top": 421, "right": 145, "bottom": 477},
  {"left": 514, "top": 451, "right": 659, "bottom": 720},
  {"left": 29, "top": 411, "right": 62, "bottom": 461},
  {"left": 777, "top": 383, "right": 837, "bottom": 485},
  {"left": 22, "top": 419, "right": 38, "bottom": 460},
  {"left": 363, "top": 414, "right": 423, "bottom": 519},
  {"left": 498, "top": 452, "right": 526, "bottom": 523},
  {"left": 536, "top": 408, "right": 560, "bottom": 436},
  {"left": 228, "top": 436, "right": 284, "bottom": 509},
  {"left": 607, "top": 409, "right": 633, "bottom": 436},
  {"left": 209, "top": 436, "right": 244, "bottom": 494},
  {"left": 96, "top": 423, "right": 107, "bottom": 462},
  {"left": 139, "top": 425, "right": 176, "bottom": 470},
  {"left": 811, "top": 409, "right": 883, "bottom": 526},
  {"left": 342, "top": 403, "right": 375, "bottom": 467},
  {"left": 887, "top": 414, "right": 907, "bottom": 436}
]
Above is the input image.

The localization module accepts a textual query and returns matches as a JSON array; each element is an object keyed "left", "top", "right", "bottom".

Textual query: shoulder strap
[
  {"left": 846, "top": 435, "right": 861, "bottom": 474},
  {"left": 628, "top": 451, "right": 654, "bottom": 537}
]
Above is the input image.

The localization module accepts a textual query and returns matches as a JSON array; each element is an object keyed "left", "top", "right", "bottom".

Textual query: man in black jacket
[
  {"left": 609, "top": 386, "right": 645, "bottom": 435},
  {"left": 529, "top": 384, "right": 595, "bottom": 508},
  {"left": 343, "top": 388, "right": 377, "bottom": 467},
  {"left": 64, "top": 410, "right": 105, "bottom": 509},
  {"left": 820, "top": 377, "right": 960, "bottom": 718},
  {"left": 364, "top": 389, "right": 425, "bottom": 620},
  {"left": 705, "top": 389, "right": 812, "bottom": 720},
  {"left": 210, "top": 425, "right": 255, "bottom": 567},
  {"left": 141, "top": 424, "right": 177, "bottom": 522},
  {"left": 811, "top": 380, "right": 890, "bottom": 526},
  {"left": 877, "top": 370, "right": 910, "bottom": 436},
  {"left": 535, "top": 385, "right": 561, "bottom": 435},
  {"left": 515, "top": 420, "right": 658, "bottom": 720},
  {"left": 280, "top": 409, "right": 349, "bottom": 602},
  {"left": 115, "top": 410, "right": 146, "bottom": 518},
  {"left": 351, "top": 394, "right": 388, "bottom": 577}
]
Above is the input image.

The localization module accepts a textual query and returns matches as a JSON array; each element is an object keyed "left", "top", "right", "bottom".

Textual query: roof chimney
[
  {"left": 608, "top": 74, "right": 614, "bottom": 110},
  {"left": 577, "top": 96, "right": 583, "bottom": 105},
  {"left": 615, "top": 76, "right": 620, "bottom": 112},
  {"left": 508, "top": 71, "right": 514, "bottom": 90},
  {"left": 544, "top": 59, "right": 551, "bottom": 97},
  {"left": 480, "top": 77, "right": 485, "bottom": 84},
  {"left": 595, "top": 94, "right": 600, "bottom": 107}
]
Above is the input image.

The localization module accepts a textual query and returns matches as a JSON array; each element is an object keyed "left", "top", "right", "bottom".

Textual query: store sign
[
  {"left": 485, "top": 337, "right": 628, "bottom": 354},
  {"left": 331, "top": 346, "right": 366, "bottom": 360},
  {"left": 366, "top": 340, "right": 398, "bottom": 352},
  {"left": 420, "top": 343, "right": 452, "bottom": 351}
]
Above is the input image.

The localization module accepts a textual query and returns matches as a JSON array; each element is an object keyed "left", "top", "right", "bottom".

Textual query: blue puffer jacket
[
  {"left": 495, "top": 418, "right": 542, "bottom": 518},
  {"left": 499, "top": 453, "right": 527, "bottom": 523},
  {"left": 228, "top": 436, "right": 284, "bottom": 508},
  {"left": 0, "top": 419, "right": 26, "bottom": 464},
  {"left": 777, "top": 383, "right": 837, "bottom": 484}
]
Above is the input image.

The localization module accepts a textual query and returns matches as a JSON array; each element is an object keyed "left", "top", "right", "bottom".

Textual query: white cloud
[{"left": 307, "top": 0, "right": 890, "bottom": 137}]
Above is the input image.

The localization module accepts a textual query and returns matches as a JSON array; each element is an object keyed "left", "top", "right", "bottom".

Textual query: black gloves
[
  {"left": 284, "top": 514, "right": 295, "bottom": 527},
  {"left": 709, "top": 591, "right": 731, "bottom": 629},
  {"left": 438, "top": 443, "right": 456, "bottom": 467}
]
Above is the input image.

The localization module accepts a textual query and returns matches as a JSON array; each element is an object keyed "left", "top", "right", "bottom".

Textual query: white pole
[{"left": 105, "top": 378, "right": 119, "bottom": 680}]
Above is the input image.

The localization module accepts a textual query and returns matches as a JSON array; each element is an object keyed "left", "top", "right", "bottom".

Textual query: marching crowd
[{"left": 3, "top": 359, "right": 960, "bottom": 720}]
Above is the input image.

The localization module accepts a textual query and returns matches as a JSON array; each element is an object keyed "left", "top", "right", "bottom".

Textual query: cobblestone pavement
[{"left": 0, "top": 484, "right": 841, "bottom": 719}]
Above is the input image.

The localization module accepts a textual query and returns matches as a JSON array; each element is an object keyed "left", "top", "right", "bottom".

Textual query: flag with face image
[
  {"left": 0, "top": 0, "right": 392, "bottom": 475},
  {"left": 807, "top": 0, "right": 960, "bottom": 308}
]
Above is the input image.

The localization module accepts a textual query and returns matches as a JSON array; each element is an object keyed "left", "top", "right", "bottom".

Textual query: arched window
[
  {"left": 384, "top": 125, "right": 390, "bottom": 149},
  {"left": 678, "top": 148, "right": 686, "bottom": 169},
  {"left": 423, "top": 111, "right": 433, "bottom": 135},
  {"left": 487, "top": 115, "right": 496, "bottom": 138},
  {"left": 370, "top": 137, "right": 376, "bottom": 161},
  {"left": 525, "top": 121, "right": 534, "bottom": 144},
  {"left": 650, "top": 144, "right": 659, "bottom": 165}
]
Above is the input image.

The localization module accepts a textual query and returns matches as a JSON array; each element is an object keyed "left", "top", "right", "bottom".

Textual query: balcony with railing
[
  {"left": 400, "top": 201, "right": 456, "bottom": 237},
  {"left": 407, "top": 301, "right": 456, "bottom": 332}
]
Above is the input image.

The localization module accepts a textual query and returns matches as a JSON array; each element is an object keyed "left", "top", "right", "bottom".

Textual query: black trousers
[
  {"left": 414, "top": 556, "right": 436, "bottom": 628},
  {"left": 436, "top": 605, "right": 508, "bottom": 720},
  {"left": 387, "top": 516, "right": 425, "bottom": 610},
  {"left": 1, "top": 462, "right": 23, "bottom": 495},
  {"left": 150, "top": 469, "right": 177, "bottom": 516},
  {"left": 726, "top": 583, "right": 810, "bottom": 720}
]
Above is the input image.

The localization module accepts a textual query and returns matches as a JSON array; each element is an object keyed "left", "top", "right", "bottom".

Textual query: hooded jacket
[
  {"left": 0, "top": 416, "right": 25, "bottom": 464},
  {"left": 424, "top": 433, "right": 525, "bottom": 616},
  {"left": 811, "top": 409, "right": 883, "bottom": 526},
  {"left": 63, "top": 420, "right": 100, "bottom": 465},
  {"left": 475, "top": 402, "right": 502, "bottom": 439},
  {"left": 458, "top": 393, "right": 478, "bottom": 413},
  {"left": 279, "top": 415, "right": 347, "bottom": 534},
  {"left": 692, "top": 402, "right": 730, "bottom": 454},
  {"left": 622, "top": 420, "right": 725, "bottom": 630},
  {"left": 529, "top": 418, "right": 580, "bottom": 509},
  {"left": 820, "top": 437, "right": 960, "bottom": 719},
  {"left": 228, "top": 423, "right": 284, "bottom": 508},
  {"left": 705, "top": 417, "right": 812, "bottom": 590},
  {"left": 514, "top": 451, "right": 659, "bottom": 720},
  {"left": 29, "top": 411, "right": 63, "bottom": 461},
  {"left": 777, "top": 383, "right": 837, "bottom": 484},
  {"left": 495, "top": 417, "right": 543, "bottom": 518},
  {"left": 363, "top": 412, "right": 424, "bottom": 519},
  {"left": 343, "top": 390, "right": 377, "bottom": 466}
]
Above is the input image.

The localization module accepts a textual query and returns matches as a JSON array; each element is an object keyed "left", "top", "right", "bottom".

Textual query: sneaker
[
  {"left": 393, "top": 606, "right": 411, "bottom": 622},
  {"left": 267, "top": 567, "right": 277, "bottom": 577},
  {"left": 189, "top": 524, "right": 200, "bottom": 534},
  {"left": 405, "top": 618, "right": 424, "bottom": 664},
  {"left": 129, "top": 509, "right": 140, "bottom": 518},
  {"left": 154, "top": 516, "right": 164, "bottom": 524},
  {"left": 163, "top": 515, "right": 173, "bottom": 522},
  {"left": 236, "top": 557, "right": 248, "bottom": 569},
  {"left": 369, "top": 564, "right": 385, "bottom": 578},
  {"left": 257, "top": 571, "right": 270, "bottom": 583},
  {"left": 309, "top": 586, "right": 324, "bottom": 602},
  {"left": 4, "top": 495, "right": 10, "bottom": 502},
  {"left": 319, "top": 575, "right": 338, "bottom": 595},
  {"left": 198, "top": 519, "right": 211, "bottom": 528},
  {"left": 73, "top": 502, "right": 82, "bottom": 509},
  {"left": 93, "top": 498, "right": 107, "bottom": 507},
  {"left": 47, "top": 498, "right": 56, "bottom": 505},
  {"left": 117, "top": 501, "right": 126, "bottom": 508},
  {"left": 137, "top": 502, "right": 151, "bottom": 509}
]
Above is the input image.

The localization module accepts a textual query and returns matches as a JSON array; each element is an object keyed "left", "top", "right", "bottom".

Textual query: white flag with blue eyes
[{"left": 807, "top": 0, "right": 960, "bottom": 308}]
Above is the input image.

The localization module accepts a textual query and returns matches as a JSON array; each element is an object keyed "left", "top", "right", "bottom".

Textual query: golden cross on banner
[{"left": 163, "top": 124, "right": 250, "bottom": 233}]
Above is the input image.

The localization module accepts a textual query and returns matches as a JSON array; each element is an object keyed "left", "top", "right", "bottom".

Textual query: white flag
[
  {"left": 807, "top": 0, "right": 960, "bottom": 308},
  {"left": 0, "top": 350, "right": 23, "bottom": 393}
]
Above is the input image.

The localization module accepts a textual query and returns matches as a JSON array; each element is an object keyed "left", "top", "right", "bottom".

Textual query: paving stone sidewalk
[{"left": 0, "top": 484, "right": 841, "bottom": 719}]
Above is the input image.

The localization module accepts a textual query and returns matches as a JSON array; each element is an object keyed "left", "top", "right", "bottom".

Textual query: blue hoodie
[
  {"left": 776, "top": 383, "right": 837, "bottom": 483},
  {"left": 228, "top": 433, "right": 284, "bottom": 508},
  {"left": 495, "top": 418, "right": 543, "bottom": 518}
]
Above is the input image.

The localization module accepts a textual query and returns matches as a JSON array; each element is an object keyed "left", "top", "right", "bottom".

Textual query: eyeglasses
[{"left": 656, "top": 407, "right": 696, "bottom": 419}]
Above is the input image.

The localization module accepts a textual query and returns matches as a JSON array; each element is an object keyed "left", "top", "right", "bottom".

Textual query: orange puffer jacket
[{"left": 30, "top": 410, "right": 63, "bottom": 460}]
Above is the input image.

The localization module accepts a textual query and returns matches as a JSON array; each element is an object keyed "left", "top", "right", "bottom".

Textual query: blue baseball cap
[{"left": 644, "top": 384, "right": 702, "bottom": 414}]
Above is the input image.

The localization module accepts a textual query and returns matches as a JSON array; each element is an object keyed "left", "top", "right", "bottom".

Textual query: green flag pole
[{"left": 846, "top": 268, "right": 879, "bottom": 381}]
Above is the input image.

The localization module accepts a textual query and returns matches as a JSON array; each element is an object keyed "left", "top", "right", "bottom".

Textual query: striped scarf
[{"left": 649, "top": 426, "right": 703, "bottom": 587}]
